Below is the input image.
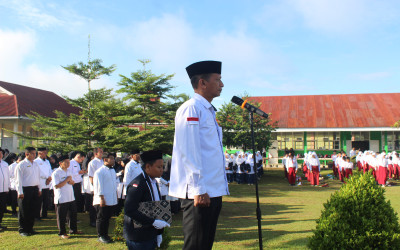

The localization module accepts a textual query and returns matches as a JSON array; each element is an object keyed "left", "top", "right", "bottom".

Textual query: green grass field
[{"left": 2, "top": 168, "right": 400, "bottom": 249}]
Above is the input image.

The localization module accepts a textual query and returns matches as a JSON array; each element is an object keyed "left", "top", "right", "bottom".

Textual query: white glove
[
  {"left": 152, "top": 219, "right": 170, "bottom": 229},
  {"left": 157, "top": 234, "right": 162, "bottom": 247}
]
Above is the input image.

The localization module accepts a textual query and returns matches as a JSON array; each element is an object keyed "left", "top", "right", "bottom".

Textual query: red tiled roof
[
  {"left": 248, "top": 93, "right": 400, "bottom": 128},
  {"left": 0, "top": 81, "right": 80, "bottom": 118}
]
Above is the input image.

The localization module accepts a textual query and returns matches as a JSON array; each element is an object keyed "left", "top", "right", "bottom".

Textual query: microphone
[{"left": 231, "top": 96, "right": 269, "bottom": 119}]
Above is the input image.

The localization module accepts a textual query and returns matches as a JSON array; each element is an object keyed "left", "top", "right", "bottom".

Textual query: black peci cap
[
  {"left": 58, "top": 155, "right": 69, "bottom": 162},
  {"left": 37, "top": 147, "right": 47, "bottom": 151},
  {"left": 186, "top": 60, "right": 221, "bottom": 79},
  {"left": 140, "top": 150, "right": 163, "bottom": 163}
]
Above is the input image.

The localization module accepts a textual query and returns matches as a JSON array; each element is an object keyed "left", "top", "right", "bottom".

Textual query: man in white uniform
[
  {"left": 69, "top": 151, "right": 86, "bottom": 212},
  {"left": 122, "top": 149, "right": 142, "bottom": 196},
  {"left": 0, "top": 148, "right": 9, "bottom": 231},
  {"left": 34, "top": 147, "right": 52, "bottom": 220},
  {"left": 87, "top": 147, "right": 104, "bottom": 227},
  {"left": 52, "top": 155, "right": 82, "bottom": 239},
  {"left": 15, "top": 147, "right": 42, "bottom": 236},
  {"left": 169, "top": 61, "right": 229, "bottom": 250},
  {"left": 93, "top": 152, "right": 117, "bottom": 244}
]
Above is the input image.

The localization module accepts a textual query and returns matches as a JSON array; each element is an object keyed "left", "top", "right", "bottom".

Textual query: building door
[{"left": 352, "top": 141, "right": 369, "bottom": 152}]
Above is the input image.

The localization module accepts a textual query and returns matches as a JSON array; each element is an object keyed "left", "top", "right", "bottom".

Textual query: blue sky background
[{"left": 1, "top": 0, "right": 400, "bottom": 108}]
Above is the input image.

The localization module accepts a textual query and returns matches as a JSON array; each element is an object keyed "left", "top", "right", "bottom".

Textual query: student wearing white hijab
[
  {"left": 377, "top": 152, "right": 388, "bottom": 186},
  {"left": 225, "top": 153, "right": 233, "bottom": 184},
  {"left": 245, "top": 154, "right": 255, "bottom": 185},
  {"left": 230, "top": 154, "right": 238, "bottom": 183},
  {"left": 388, "top": 152, "right": 394, "bottom": 180},
  {"left": 356, "top": 152, "right": 362, "bottom": 171},
  {"left": 236, "top": 153, "right": 245, "bottom": 184},
  {"left": 286, "top": 154, "right": 298, "bottom": 186},
  {"left": 255, "top": 151, "right": 263, "bottom": 178},
  {"left": 309, "top": 152, "right": 320, "bottom": 186}
]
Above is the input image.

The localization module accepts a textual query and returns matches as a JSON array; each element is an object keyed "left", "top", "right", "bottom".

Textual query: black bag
[
  {"left": 227, "top": 162, "right": 233, "bottom": 171},
  {"left": 239, "top": 163, "right": 245, "bottom": 172},
  {"left": 232, "top": 164, "right": 238, "bottom": 172}
]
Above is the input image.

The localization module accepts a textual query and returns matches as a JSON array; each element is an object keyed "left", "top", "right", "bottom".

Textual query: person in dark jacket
[{"left": 123, "top": 150, "right": 170, "bottom": 250}]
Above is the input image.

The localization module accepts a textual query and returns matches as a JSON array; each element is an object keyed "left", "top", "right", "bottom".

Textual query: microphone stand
[{"left": 249, "top": 111, "right": 263, "bottom": 250}]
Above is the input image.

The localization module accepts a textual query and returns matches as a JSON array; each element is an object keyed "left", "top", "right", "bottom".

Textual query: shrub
[
  {"left": 113, "top": 208, "right": 172, "bottom": 249},
  {"left": 308, "top": 172, "right": 400, "bottom": 249}
]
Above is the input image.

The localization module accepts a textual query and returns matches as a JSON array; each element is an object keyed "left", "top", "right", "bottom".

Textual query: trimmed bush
[
  {"left": 113, "top": 209, "right": 172, "bottom": 249},
  {"left": 308, "top": 172, "right": 400, "bottom": 249}
]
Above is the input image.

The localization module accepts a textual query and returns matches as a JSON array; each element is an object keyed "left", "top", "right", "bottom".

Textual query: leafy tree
[
  {"left": 217, "top": 94, "right": 276, "bottom": 152},
  {"left": 117, "top": 59, "right": 176, "bottom": 130}
]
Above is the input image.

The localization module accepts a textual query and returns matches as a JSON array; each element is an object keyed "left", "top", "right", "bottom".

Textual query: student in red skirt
[
  {"left": 377, "top": 152, "right": 388, "bottom": 187},
  {"left": 303, "top": 152, "right": 310, "bottom": 181},
  {"left": 392, "top": 152, "right": 399, "bottom": 180},
  {"left": 344, "top": 157, "right": 353, "bottom": 179},
  {"left": 388, "top": 154, "right": 394, "bottom": 180},
  {"left": 286, "top": 154, "right": 298, "bottom": 186},
  {"left": 331, "top": 151, "right": 338, "bottom": 178},
  {"left": 309, "top": 152, "right": 320, "bottom": 186},
  {"left": 356, "top": 152, "right": 362, "bottom": 171}
]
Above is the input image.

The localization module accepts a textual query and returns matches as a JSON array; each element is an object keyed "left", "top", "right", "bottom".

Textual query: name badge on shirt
[
  {"left": 27, "top": 165, "right": 31, "bottom": 168},
  {"left": 187, "top": 117, "right": 199, "bottom": 125}
]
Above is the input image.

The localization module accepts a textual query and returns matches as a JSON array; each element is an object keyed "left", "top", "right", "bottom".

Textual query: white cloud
[
  {"left": 0, "top": 29, "right": 108, "bottom": 98},
  {"left": 0, "top": 0, "right": 90, "bottom": 29},
  {"left": 247, "top": 78, "right": 312, "bottom": 92}
]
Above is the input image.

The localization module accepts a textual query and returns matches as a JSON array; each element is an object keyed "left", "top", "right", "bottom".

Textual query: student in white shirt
[
  {"left": 87, "top": 147, "right": 104, "bottom": 227},
  {"left": 0, "top": 148, "right": 10, "bottom": 231},
  {"left": 286, "top": 154, "right": 298, "bottom": 186},
  {"left": 392, "top": 152, "right": 399, "bottom": 180},
  {"left": 123, "top": 149, "right": 142, "bottom": 196},
  {"left": 236, "top": 153, "right": 245, "bottom": 184},
  {"left": 93, "top": 152, "right": 118, "bottom": 244},
  {"left": 344, "top": 157, "right": 353, "bottom": 180},
  {"left": 52, "top": 155, "right": 82, "bottom": 239},
  {"left": 34, "top": 147, "right": 52, "bottom": 220},
  {"left": 246, "top": 154, "right": 255, "bottom": 185},
  {"left": 225, "top": 153, "right": 233, "bottom": 183},
  {"left": 309, "top": 152, "right": 320, "bottom": 186},
  {"left": 331, "top": 151, "right": 338, "bottom": 177},
  {"left": 169, "top": 61, "right": 228, "bottom": 250},
  {"left": 69, "top": 151, "right": 86, "bottom": 213},
  {"left": 15, "top": 147, "right": 42, "bottom": 236},
  {"left": 6, "top": 152, "right": 19, "bottom": 217}
]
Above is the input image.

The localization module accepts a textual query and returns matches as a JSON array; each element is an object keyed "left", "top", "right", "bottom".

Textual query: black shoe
[
  {"left": 30, "top": 230, "right": 39, "bottom": 235},
  {"left": 20, "top": 232, "right": 31, "bottom": 237},
  {"left": 98, "top": 236, "right": 112, "bottom": 243},
  {"left": 90, "top": 223, "right": 96, "bottom": 227},
  {"left": 40, "top": 216, "right": 52, "bottom": 219}
]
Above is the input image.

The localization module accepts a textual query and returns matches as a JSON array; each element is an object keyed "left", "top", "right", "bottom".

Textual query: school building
[
  {"left": 0, "top": 81, "right": 80, "bottom": 152},
  {"left": 249, "top": 93, "right": 400, "bottom": 163}
]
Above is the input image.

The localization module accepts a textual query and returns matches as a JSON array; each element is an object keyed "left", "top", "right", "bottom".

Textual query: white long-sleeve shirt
[
  {"left": 34, "top": 157, "right": 52, "bottom": 189},
  {"left": 9, "top": 162, "right": 17, "bottom": 190},
  {"left": 122, "top": 160, "right": 142, "bottom": 195},
  {"left": 15, "top": 158, "right": 42, "bottom": 195},
  {"left": 93, "top": 165, "right": 117, "bottom": 206},
  {"left": 169, "top": 93, "right": 229, "bottom": 199},
  {"left": 69, "top": 159, "right": 83, "bottom": 183},
  {"left": 0, "top": 160, "right": 10, "bottom": 193}
]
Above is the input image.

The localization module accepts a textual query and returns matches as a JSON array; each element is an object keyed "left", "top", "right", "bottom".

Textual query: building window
[
  {"left": 351, "top": 132, "right": 369, "bottom": 141},
  {"left": 385, "top": 132, "right": 400, "bottom": 151},
  {"left": 307, "top": 132, "right": 340, "bottom": 150},
  {"left": 275, "top": 132, "right": 304, "bottom": 150}
]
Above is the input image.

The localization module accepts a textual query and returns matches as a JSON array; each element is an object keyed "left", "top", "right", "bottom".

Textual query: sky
[{"left": 1, "top": 0, "right": 400, "bottom": 109}]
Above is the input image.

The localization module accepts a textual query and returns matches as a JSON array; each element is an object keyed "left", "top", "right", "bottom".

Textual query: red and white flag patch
[
  {"left": 132, "top": 184, "right": 138, "bottom": 187},
  {"left": 187, "top": 117, "right": 199, "bottom": 125}
]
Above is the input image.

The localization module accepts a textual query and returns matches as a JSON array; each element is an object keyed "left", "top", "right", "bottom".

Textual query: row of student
[
  {"left": 354, "top": 150, "right": 400, "bottom": 187},
  {"left": 224, "top": 151, "right": 263, "bottom": 185},
  {"left": 0, "top": 147, "right": 171, "bottom": 247},
  {"left": 282, "top": 151, "right": 322, "bottom": 186}
]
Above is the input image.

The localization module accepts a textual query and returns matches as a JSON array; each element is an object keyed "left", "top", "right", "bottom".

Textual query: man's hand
[
  {"left": 194, "top": 193, "right": 210, "bottom": 207},
  {"left": 46, "top": 176, "right": 52, "bottom": 185},
  {"left": 18, "top": 194, "right": 24, "bottom": 199},
  {"left": 100, "top": 197, "right": 106, "bottom": 207},
  {"left": 38, "top": 191, "right": 42, "bottom": 197}
]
